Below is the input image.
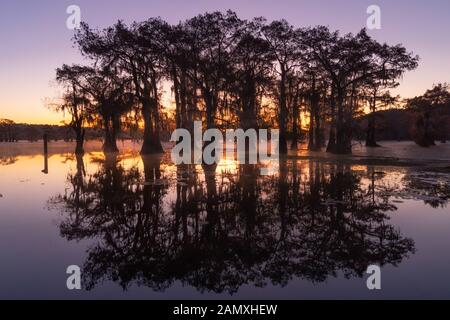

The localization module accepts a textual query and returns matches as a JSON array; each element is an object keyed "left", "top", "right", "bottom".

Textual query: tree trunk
[
  {"left": 308, "top": 108, "right": 315, "bottom": 151},
  {"left": 240, "top": 76, "right": 258, "bottom": 131},
  {"left": 103, "top": 116, "right": 119, "bottom": 153},
  {"left": 327, "top": 89, "right": 337, "bottom": 153},
  {"left": 180, "top": 70, "right": 188, "bottom": 129},
  {"left": 366, "top": 92, "right": 380, "bottom": 147},
  {"left": 308, "top": 82, "right": 321, "bottom": 151},
  {"left": 172, "top": 66, "right": 182, "bottom": 129},
  {"left": 423, "top": 112, "right": 436, "bottom": 146},
  {"left": 278, "top": 66, "right": 288, "bottom": 154},
  {"left": 291, "top": 102, "right": 299, "bottom": 150},
  {"left": 314, "top": 110, "right": 324, "bottom": 149},
  {"left": 75, "top": 128, "right": 85, "bottom": 155},
  {"left": 205, "top": 91, "right": 217, "bottom": 130},
  {"left": 141, "top": 100, "right": 164, "bottom": 155},
  {"left": 334, "top": 89, "right": 352, "bottom": 154},
  {"left": 365, "top": 111, "right": 380, "bottom": 147}
]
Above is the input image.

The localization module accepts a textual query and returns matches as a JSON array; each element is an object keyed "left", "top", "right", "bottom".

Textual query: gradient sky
[{"left": 1, "top": 0, "right": 449, "bottom": 124}]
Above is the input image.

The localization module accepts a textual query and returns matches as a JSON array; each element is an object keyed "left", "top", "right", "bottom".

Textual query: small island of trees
[{"left": 3, "top": 11, "right": 450, "bottom": 155}]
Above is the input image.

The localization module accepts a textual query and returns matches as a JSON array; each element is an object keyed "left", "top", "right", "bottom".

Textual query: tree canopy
[{"left": 52, "top": 11, "right": 420, "bottom": 155}]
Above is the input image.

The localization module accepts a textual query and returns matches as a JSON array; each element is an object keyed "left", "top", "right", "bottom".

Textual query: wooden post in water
[
  {"left": 43, "top": 133, "right": 48, "bottom": 154},
  {"left": 42, "top": 134, "right": 49, "bottom": 174}
]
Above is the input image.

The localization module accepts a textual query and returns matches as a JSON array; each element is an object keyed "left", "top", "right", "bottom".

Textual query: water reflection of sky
[{"left": 0, "top": 147, "right": 450, "bottom": 299}]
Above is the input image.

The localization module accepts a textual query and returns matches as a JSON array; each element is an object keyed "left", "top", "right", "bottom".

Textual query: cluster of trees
[
  {"left": 407, "top": 83, "right": 450, "bottom": 146},
  {"left": 53, "top": 11, "right": 419, "bottom": 155}
]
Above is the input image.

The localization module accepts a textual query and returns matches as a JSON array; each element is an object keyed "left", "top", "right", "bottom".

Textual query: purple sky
[{"left": 1, "top": 0, "right": 449, "bottom": 124}]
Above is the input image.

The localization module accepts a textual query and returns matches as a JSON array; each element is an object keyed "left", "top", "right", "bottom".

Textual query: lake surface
[{"left": 0, "top": 141, "right": 450, "bottom": 299}]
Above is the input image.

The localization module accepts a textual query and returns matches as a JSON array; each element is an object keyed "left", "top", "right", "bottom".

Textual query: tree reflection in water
[
  {"left": 49, "top": 155, "right": 417, "bottom": 294},
  {"left": 0, "top": 156, "right": 18, "bottom": 166}
]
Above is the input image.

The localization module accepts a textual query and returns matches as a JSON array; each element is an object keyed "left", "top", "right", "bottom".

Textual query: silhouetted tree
[
  {"left": 53, "top": 64, "right": 93, "bottom": 154},
  {"left": 407, "top": 83, "right": 450, "bottom": 146},
  {"left": 227, "top": 19, "right": 274, "bottom": 131},
  {"left": 364, "top": 43, "right": 418, "bottom": 147},
  {"left": 74, "top": 20, "right": 166, "bottom": 154},
  {"left": 261, "top": 19, "right": 300, "bottom": 154}
]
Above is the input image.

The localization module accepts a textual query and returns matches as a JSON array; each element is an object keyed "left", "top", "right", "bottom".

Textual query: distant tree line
[
  {"left": 0, "top": 119, "right": 17, "bottom": 142},
  {"left": 0, "top": 120, "right": 104, "bottom": 143}
]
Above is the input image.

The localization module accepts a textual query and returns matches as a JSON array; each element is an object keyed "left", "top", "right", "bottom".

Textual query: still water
[{"left": 0, "top": 142, "right": 450, "bottom": 299}]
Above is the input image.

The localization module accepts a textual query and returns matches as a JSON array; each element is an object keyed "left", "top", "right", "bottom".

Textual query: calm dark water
[{"left": 1, "top": 142, "right": 450, "bottom": 299}]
